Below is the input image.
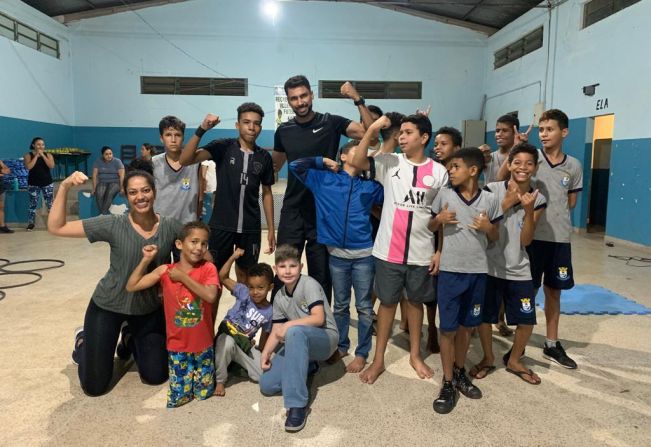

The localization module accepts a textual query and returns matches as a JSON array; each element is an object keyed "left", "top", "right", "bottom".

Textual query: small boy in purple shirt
[{"left": 215, "top": 249, "right": 273, "bottom": 396}]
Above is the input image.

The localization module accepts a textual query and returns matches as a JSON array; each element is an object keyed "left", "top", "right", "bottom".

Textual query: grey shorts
[{"left": 374, "top": 257, "right": 435, "bottom": 305}]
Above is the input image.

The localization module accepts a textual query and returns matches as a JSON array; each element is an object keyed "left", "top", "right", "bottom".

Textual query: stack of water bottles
[{"left": 1, "top": 159, "right": 29, "bottom": 190}]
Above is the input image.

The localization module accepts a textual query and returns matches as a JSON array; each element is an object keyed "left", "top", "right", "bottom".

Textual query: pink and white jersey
[{"left": 371, "top": 153, "right": 448, "bottom": 266}]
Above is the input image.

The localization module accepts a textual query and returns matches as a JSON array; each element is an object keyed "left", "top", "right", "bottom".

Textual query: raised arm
[
  {"left": 350, "top": 116, "right": 391, "bottom": 171},
  {"left": 218, "top": 248, "right": 244, "bottom": 292},
  {"left": 126, "top": 245, "right": 166, "bottom": 292},
  {"left": 24, "top": 152, "right": 38, "bottom": 170},
  {"left": 340, "top": 81, "right": 374, "bottom": 139},
  {"left": 48, "top": 171, "right": 88, "bottom": 238},
  {"left": 43, "top": 152, "right": 55, "bottom": 169},
  {"left": 179, "top": 113, "right": 219, "bottom": 166}
]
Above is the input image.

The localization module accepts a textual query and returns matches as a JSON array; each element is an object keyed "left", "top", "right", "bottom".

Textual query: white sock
[{"left": 545, "top": 339, "right": 557, "bottom": 348}]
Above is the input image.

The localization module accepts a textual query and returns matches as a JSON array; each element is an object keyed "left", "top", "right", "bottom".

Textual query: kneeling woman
[{"left": 48, "top": 170, "right": 182, "bottom": 396}]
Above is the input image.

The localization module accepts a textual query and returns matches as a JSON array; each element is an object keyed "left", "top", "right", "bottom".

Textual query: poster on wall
[{"left": 274, "top": 86, "right": 295, "bottom": 130}]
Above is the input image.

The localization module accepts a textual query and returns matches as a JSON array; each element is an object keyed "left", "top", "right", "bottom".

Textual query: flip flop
[
  {"left": 469, "top": 364, "right": 496, "bottom": 379},
  {"left": 506, "top": 367, "right": 541, "bottom": 385},
  {"left": 502, "top": 348, "right": 526, "bottom": 367}
]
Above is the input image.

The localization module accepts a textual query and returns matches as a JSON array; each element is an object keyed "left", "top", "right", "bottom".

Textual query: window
[
  {"left": 0, "top": 12, "right": 60, "bottom": 58},
  {"left": 141, "top": 76, "right": 248, "bottom": 96},
  {"left": 318, "top": 80, "right": 422, "bottom": 100},
  {"left": 583, "top": 0, "right": 641, "bottom": 28},
  {"left": 494, "top": 26, "right": 543, "bottom": 69}
]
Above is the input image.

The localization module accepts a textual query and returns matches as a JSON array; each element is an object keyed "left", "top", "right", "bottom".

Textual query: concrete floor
[{"left": 1, "top": 229, "right": 650, "bottom": 446}]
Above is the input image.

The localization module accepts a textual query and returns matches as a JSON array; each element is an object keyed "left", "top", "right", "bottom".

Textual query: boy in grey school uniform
[
  {"left": 527, "top": 109, "right": 583, "bottom": 369},
  {"left": 429, "top": 147, "right": 502, "bottom": 414},
  {"left": 471, "top": 143, "right": 547, "bottom": 385}
]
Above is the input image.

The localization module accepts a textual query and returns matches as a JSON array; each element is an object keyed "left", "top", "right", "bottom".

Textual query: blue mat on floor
[{"left": 535, "top": 284, "right": 651, "bottom": 315}]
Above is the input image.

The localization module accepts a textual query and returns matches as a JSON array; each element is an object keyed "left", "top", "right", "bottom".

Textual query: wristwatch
[{"left": 354, "top": 97, "right": 366, "bottom": 106}]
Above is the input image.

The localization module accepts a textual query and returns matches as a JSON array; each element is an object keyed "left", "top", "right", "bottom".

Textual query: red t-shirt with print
[{"left": 161, "top": 261, "right": 219, "bottom": 353}]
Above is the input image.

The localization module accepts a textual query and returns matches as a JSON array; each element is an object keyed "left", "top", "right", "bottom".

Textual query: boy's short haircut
[
  {"left": 284, "top": 75, "right": 311, "bottom": 95},
  {"left": 275, "top": 244, "right": 300, "bottom": 264},
  {"left": 248, "top": 263, "right": 274, "bottom": 284},
  {"left": 158, "top": 115, "right": 186, "bottom": 135},
  {"left": 435, "top": 126, "right": 463, "bottom": 147},
  {"left": 127, "top": 157, "right": 154, "bottom": 175},
  {"left": 381, "top": 112, "right": 406, "bottom": 141},
  {"left": 451, "top": 147, "right": 486, "bottom": 174},
  {"left": 508, "top": 143, "right": 539, "bottom": 164},
  {"left": 401, "top": 114, "right": 433, "bottom": 146},
  {"left": 496, "top": 114, "right": 520, "bottom": 130},
  {"left": 178, "top": 221, "right": 211, "bottom": 241},
  {"left": 539, "top": 109, "right": 569, "bottom": 130},
  {"left": 340, "top": 139, "right": 360, "bottom": 156},
  {"left": 237, "top": 102, "right": 265, "bottom": 120}
]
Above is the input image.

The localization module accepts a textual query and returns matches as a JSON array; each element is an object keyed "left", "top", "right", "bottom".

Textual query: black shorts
[
  {"left": 374, "top": 257, "right": 435, "bottom": 305},
  {"left": 527, "top": 240, "right": 574, "bottom": 290},
  {"left": 210, "top": 228, "right": 261, "bottom": 271},
  {"left": 483, "top": 276, "right": 536, "bottom": 326}
]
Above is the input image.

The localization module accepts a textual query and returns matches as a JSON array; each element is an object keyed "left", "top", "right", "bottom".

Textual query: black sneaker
[
  {"left": 543, "top": 341, "right": 577, "bottom": 369},
  {"left": 115, "top": 323, "right": 132, "bottom": 360},
  {"left": 433, "top": 379, "right": 458, "bottom": 414},
  {"left": 0, "top": 226, "right": 14, "bottom": 233},
  {"left": 26, "top": 223, "right": 35, "bottom": 231},
  {"left": 285, "top": 406, "right": 308, "bottom": 432},
  {"left": 72, "top": 327, "right": 84, "bottom": 365},
  {"left": 454, "top": 365, "right": 482, "bottom": 399}
]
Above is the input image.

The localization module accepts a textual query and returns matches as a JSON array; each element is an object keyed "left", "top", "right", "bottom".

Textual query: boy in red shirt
[{"left": 127, "top": 221, "right": 220, "bottom": 407}]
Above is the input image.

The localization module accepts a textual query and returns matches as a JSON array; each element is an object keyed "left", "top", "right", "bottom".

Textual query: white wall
[
  {"left": 0, "top": 0, "right": 73, "bottom": 125},
  {"left": 482, "top": 0, "right": 651, "bottom": 140},
  {"left": 68, "top": 0, "right": 487, "bottom": 129}
]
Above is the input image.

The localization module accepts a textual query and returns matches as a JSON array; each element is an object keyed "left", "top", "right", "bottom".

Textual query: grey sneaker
[{"left": 543, "top": 341, "right": 577, "bottom": 369}]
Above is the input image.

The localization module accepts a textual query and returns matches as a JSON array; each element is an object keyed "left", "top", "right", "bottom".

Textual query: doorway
[{"left": 587, "top": 114, "right": 614, "bottom": 234}]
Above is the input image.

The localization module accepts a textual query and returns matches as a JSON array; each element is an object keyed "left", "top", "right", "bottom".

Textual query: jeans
[
  {"left": 259, "top": 325, "right": 333, "bottom": 408},
  {"left": 95, "top": 182, "right": 120, "bottom": 214},
  {"left": 329, "top": 255, "right": 374, "bottom": 359}
]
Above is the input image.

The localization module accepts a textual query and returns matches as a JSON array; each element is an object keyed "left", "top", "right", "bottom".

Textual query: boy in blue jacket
[{"left": 289, "top": 141, "right": 383, "bottom": 372}]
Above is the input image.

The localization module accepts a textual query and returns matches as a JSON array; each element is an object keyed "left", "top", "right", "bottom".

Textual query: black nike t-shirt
[
  {"left": 274, "top": 112, "right": 351, "bottom": 212},
  {"left": 202, "top": 138, "right": 274, "bottom": 233}
]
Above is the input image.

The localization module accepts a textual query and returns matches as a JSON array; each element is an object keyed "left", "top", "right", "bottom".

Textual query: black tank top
[{"left": 27, "top": 153, "right": 53, "bottom": 187}]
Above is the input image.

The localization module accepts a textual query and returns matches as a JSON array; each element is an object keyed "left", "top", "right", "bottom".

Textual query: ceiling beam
[{"left": 53, "top": 0, "right": 189, "bottom": 24}]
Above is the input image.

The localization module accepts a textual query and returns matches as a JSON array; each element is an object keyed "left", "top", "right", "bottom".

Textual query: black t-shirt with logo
[
  {"left": 274, "top": 112, "right": 351, "bottom": 214},
  {"left": 202, "top": 138, "right": 274, "bottom": 234}
]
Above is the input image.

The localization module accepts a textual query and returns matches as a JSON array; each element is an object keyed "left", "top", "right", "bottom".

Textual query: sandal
[
  {"left": 497, "top": 322, "right": 514, "bottom": 336},
  {"left": 502, "top": 348, "right": 526, "bottom": 367},
  {"left": 469, "top": 364, "right": 496, "bottom": 379},
  {"left": 506, "top": 367, "right": 541, "bottom": 385}
]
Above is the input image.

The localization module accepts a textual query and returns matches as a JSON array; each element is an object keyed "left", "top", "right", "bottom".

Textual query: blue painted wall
[{"left": 0, "top": 116, "right": 73, "bottom": 159}]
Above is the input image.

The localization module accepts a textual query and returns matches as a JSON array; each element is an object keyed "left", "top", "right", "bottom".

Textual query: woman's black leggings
[{"left": 78, "top": 300, "right": 167, "bottom": 396}]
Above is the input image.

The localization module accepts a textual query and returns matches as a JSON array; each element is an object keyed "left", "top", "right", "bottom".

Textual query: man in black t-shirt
[
  {"left": 272, "top": 75, "right": 375, "bottom": 302},
  {"left": 180, "top": 102, "right": 275, "bottom": 282}
]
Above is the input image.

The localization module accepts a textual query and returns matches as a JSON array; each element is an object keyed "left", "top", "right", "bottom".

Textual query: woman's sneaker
[
  {"left": 0, "top": 226, "right": 14, "bottom": 233},
  {"left": 72, "top": 327, "right": 84, "bottom": 365},
  {"left": 26, "top": 223, "right": 35, "bottom": 231},
  {"left": 433, "top": 379, "right": 458, "bottom": 414}
]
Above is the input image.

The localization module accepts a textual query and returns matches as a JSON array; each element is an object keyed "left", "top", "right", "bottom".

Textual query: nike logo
[{"left": 312, "top": 127, "right": 323, "bottom": 134}]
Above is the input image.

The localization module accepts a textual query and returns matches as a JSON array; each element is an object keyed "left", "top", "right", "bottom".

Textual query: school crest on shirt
[
  {"left": 472, "top": 304, "right": 481, "bottom": 317},
  {"left": 180, "top": 177, "right": 191, "bottom": 190},
  {"left": 557, "top": 266, "right": 569, "bottom": 280},
  {"left": 299, "top": 299, "right": 309, "bottom": 314},
  {"left": 520, "top": 298, "right": 533, "bottom": 313},
  {"left": 252, "top": 161, "right": 263, "bottom": 175},
  {"left": 560, "top": 175, "right": 570, "bottom": 187}
]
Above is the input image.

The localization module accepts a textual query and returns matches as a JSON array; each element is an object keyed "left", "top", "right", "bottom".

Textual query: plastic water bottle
[{"left": 12, "top": 177, "right": 19, "bottom": 190}]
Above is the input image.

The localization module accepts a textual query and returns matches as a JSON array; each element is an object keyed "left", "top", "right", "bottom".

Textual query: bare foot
[
  {"left": 359, "top": 361, "right": 385, "bottom": 384},
  {"left": 409, "top": 355, "right": 434, "bottom": 379},
  {"left": 345, "top": 356, "right": 366, "bottom": 373},
  {"left": 427, "top": 327, "right": 440, "bottom": 354},
  {"left": 326, "top": 350, "right": 348, "bottom": 365},
  {"left": 214, "top": 382, "right": 225, "bottom": 397},
  {"left": 399, "top": 321, "right": 410, "bottom": 333}
]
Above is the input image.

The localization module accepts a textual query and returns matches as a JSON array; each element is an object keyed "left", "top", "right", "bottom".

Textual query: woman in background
[
  {"left": 92, "top": 146, "right": 125, "bottom": 215},
  {"left": 24, "top": 137, "right": 54, "bottom": 231}
]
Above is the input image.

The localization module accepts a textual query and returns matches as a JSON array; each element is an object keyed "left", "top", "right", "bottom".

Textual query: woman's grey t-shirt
[
  {"left": 93, "top": 158, "right": 124, "bottom": 184},
  {"left": 83, "top": 214, "right": 182, "bottom": 315}
]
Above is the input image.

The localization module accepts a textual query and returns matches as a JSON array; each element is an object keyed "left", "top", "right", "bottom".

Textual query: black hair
[
  {"left": 496, "top": 114, "right": 520, "bottom": 130},
  {"left": 30, "top": 137, "right": 44, "bottom": 150},
  {"left": 122, "top": 169, "right": 156, "bottom": 193},
  {"left": 435, "top": 126, "right": 463, "bottom": 147},
  {"left": 248, "top": 263, "right": 274, "bottom": 284},
  {"left": 540, "top": 109, "right": 569, "bottom": 130},
  {"left": 401, "top": 114, "right": 433, "bottom": 146},
  {"left": 178, "top": 221, "right": 210, "bottom": 241},
  {"left": 275, "top": 244, "right": 300, "bottom": 264},
  {"left": 127, "top": 157, "right": 154, "bottom": 175},
  {"left": 366, "top": 105, "right": 384, "bottom": 120},
  {"left": 381, "top": 112, "right": 406, "bottom": 141},
  {"left": 158, "top": 115, "right": 186, "bottom": 135},
  {"left": 283, "top": 75, "right": 311, "bottom": 95},
  {"left": 141, "top": 143, "right": 154, "bottom": 153},
  {"left": 508, "top": 143, "right": 539, "bottom": 164},
  {"left": 237, "top": 102, "right": 265, "bottom": 120},
  {"left": 451, "top": 147, "right": 486, "bottom": 174},
  {"left": 101, "top": 146, "right": 112, "bottom": 155}
]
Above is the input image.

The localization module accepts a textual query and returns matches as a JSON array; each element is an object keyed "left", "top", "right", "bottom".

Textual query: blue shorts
[
  {"left": 483, "top": 276, "right": 537, "bottom": 326},
  {"left": 527, "top": 240, "right": 574, "bottom": 290},
  {"left": 437, "top": 271, "right": 486, "bottom": 332}
]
